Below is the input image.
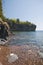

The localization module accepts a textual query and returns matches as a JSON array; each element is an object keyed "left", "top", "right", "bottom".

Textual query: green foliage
[
  {"left": 16, "top": 19, "right": 20, "bottom": 24},
  {"left": 10, "top": 18, "right": 32, "bottom": 25},
  {"left": 0, "top": 0, "right": 3, "bottom": 18},
  {"left": 0, "top": 0, "right": 5, "bottom": 20}
]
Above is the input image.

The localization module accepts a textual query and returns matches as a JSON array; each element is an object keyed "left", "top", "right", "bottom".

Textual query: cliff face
[
  {"left": 7, "top": 20, "right": 36, "bottom": 31},
  {"left": 13, "top": 23, "right": 36, "bottom": 31}
]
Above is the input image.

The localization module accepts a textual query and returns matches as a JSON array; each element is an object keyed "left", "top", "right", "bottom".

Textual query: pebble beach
[{"left": 0, "top": 44, "right": 43, "bottom": 65}]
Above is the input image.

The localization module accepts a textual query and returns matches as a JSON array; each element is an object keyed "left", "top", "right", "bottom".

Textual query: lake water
[{"left": 10, "top": 31, "right": 43, "bottom": 47}]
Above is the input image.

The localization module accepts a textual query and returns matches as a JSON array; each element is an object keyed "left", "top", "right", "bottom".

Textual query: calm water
[{"left": 10, "top": 31, "right": 43, "bottom": 47}]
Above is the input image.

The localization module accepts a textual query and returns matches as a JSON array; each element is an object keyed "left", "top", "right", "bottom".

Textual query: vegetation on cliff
[{"left": 6, "top": 18, "right": 36, "bottom": 31}]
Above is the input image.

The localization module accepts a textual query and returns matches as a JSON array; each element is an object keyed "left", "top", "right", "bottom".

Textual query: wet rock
[{"left": 7, "top": 53, "right": 18, "bottom": 63}]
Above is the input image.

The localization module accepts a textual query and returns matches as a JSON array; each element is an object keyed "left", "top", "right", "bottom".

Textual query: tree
[
  {"left": 0, "top": 0, "right": 3, "bottom": 18},
  {"left": 16, "top": 18, "right": 20, "bottom": 24}
]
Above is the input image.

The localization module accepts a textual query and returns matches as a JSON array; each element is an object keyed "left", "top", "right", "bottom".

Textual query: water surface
[{"left": 9, "top": 31, "right": 43, "bottom": 47}]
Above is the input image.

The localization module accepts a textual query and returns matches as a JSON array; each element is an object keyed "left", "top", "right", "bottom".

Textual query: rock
[
  {"left": 7, "top": 53, "right": 18, "bottom": 63},
  {"left": 0, "top": 62, "right": 2, "bottom": 65},
  {"left": 0, "top": 39, "right": 7, "bottom": 45},
  {"left": 38, "top": 51, "right": 43, "bottom": 58}
]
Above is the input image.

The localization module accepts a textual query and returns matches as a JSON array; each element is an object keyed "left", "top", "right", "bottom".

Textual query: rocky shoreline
[{"left": 0, "top": 44, "right": 43, "bottom": 65}]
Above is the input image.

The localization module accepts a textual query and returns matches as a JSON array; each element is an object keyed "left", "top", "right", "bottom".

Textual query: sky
[{"left": 2, "top": 0, "right": 43, "bottom": 30}]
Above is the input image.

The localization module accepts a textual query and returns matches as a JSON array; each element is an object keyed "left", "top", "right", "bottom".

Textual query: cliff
[
  {"left": 13, "top": 23, "right": 36, "bottom": 31},
  {"left": 7, "top": 19, "right": 36, "bottom": 31}
]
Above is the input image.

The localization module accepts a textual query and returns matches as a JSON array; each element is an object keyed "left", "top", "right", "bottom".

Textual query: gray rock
[
  {"left": 7, "top": 53, "right": 18, "bottom": 63},
  {"left": 38, "top": 51, "right": 43, "bottom": 58}
]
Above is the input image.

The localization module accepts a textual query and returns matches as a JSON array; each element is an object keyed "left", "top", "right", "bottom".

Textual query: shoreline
[{"left": 0, "top": 44, "right": 43, "bottom": 65}]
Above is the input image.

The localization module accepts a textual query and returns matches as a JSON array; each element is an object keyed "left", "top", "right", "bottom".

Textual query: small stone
[
  {"left": 38, "top": 51, "right": 43, "bottom": 58},
  {"left": 0, "top": 48, "right": 1, "bottom": 50},
  {"left": 28, "top": 50, "right": 32, "bottom": 54},
  {"left": 7, "top": 53, "right": 18, "bottom": 63},
  {"left": 0, "top": 62, "right": 2, "bottom": 65}
]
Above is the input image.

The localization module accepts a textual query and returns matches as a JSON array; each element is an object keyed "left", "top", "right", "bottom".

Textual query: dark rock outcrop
[
  {"left": 7, "top": 20, "right": 36, "bottom": 31},
  {"left": 13, "top": 23, "right": 36, "bottom": 31}
]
